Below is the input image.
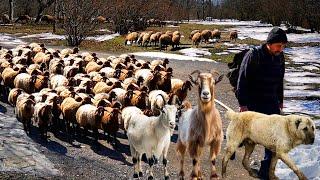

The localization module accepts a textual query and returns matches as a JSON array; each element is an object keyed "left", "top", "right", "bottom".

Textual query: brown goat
[{"left": 176, "top": 70, "right": 223, "bottom": 179}]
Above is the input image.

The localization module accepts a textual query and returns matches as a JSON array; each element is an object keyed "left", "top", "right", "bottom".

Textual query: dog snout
[{"left": 310, "top": 137, "right": 315, "bottom": 144}]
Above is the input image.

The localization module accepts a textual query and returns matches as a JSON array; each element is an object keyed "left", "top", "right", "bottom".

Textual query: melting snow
[{"left": 131, "top": 51, "right": 216, "bottom": 62}]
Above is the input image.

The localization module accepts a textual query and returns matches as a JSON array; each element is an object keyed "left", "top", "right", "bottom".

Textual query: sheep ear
[
  {"left": 295, "top": 119, "right": 302, "bottom": 129},
  {"left": 215, "top": 75, "right": 224, "bottom": 85}
]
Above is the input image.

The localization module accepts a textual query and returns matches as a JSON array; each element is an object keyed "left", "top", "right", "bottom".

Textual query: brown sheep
[
  {"left": 201, "top": 29, "right": 212, "bottom": 43},
  {"left": 16, "top": 95, "right": 35, "bottom": 134},
  {"left": 33, "top": 103, "right": 53, "bottom": 140},
  {"left": 192, "top": 32, "right": 202, "bottom": 47},
  {"left": 229, "top": 30, "right": 238, "bottom": 41},
  {"left": 159, "top": 34, "right": 172, "bottom": 51},
  {"left": 189, "top": 30, "right": 200, "bottom": 39},
  {"left": 125, "top": 32, "right": 139, "bottom": 45},
  {"left": 8, "top": 88, "right": 24, "bottom": 107},
  {"left": 211, "top": 29, "right": 221, "bottom": 40},
  {"left": 150, "top": 32, "right": 162, "bottom": 46}
]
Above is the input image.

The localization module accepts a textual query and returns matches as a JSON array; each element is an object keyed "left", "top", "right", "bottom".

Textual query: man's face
[{"left": 267, "top": 42, "right": 286, "bottom": 56}]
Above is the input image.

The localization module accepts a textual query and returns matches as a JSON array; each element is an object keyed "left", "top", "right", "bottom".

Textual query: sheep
[
  {"left": 134, "top": 69, "right": 154, "bottom": 87},
  {"left": 33, "top": 102, "right": 52, "bottom": 139},
  {"left": 172, "top": 32, "right": 181, "bottom": 48},
  {"left": 201, "top": 29, "right": 212, "bottom": 43},
  {"left": 93, "top": 81, "right": 114, "bottom": 94},
  {"left": 50, "top": 74, "right": 69, "bottom": 89},
  {"left": 150, "top": 32, "right": 162, "bottom": 46},
  {"left": 142, "top": 33, "right": 152, "bottom": 47},
  {"left": 14, "top": 73, "right": 37, "bottom": 93},
  {"left": 127, "top": 103, "right": 177, "bottom": 179},
  {"left": 33, "top": 51, "right": 52, "bottom": 64},
  {"left": 211, "top": 29, "right": 221, "bottom": 40},
  {"left": 189, "top": 30, "right": 200, "bottom": 39},
  {"left": 64, "top": 65, "right": 79, "bottom": 78},
  {"left": 192, "top": 32, "right": 202, "bottom": 47},
  {"left": 16, "top": 94, "right": 35, "bottom": 134},
  {"left": 156, "top": 68, "right": 173, "bottom": 92},
  {"left": 2, "top": 66, "right": 25, "bottom": 87},
  {"left": 60, "top": 47, "right": 79, "bottom": 57},
  {"left": 150, "top": 58, "right": 169, "bottom": 70},
  {"left": 130, "top": 86, "right": 149, "bottom": 109},
  {"left": 76, "top": 104, "right": 105, "bottom": 141},
  {"left": 176, "top": 70, "right": 224, "bottom": 179},
  {"left": 85, "top": 61, "right": 103, "bottom": 74},
  {"left": 125, "top": 32, "right": 139, "bottom": 45},
  {"left": 100, "top": 106, "right": 121, "bottom": 146},
  {"left": 159, "top": 34, "right": 172, "bottom": 51},
  {"left": 229, "top": 30, "right": 238, "bottom": 41},
  {"left": 61, "top": 96, "right": 92, "bottom": 137},
  {"left": 8, "top": 88, "right": 24, "bottom": 107},
  {"left": 169, "top": 79, "right": 193, "bottom": 105}
]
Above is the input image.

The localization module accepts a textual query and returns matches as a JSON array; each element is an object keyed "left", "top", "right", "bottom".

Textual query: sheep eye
[{"left": 303, "top": 127, "right": 308, "bottom": 131}]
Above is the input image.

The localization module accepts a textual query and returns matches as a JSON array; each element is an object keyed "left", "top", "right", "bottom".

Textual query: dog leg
[
  {"left": 269, "top": 152, "right": 279, "bottom": 180},
  {"left": 279, "top": 153, "right": 307, "bottom": 180},
  {"left": 222, "top": 144, "right": 238, "bottom": 178},
  {"left": 176, "top": 140, "right": 186, "bottom": 179}
]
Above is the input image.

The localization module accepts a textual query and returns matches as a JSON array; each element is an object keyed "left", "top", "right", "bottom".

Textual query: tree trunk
[{"left": 9, "top": 0, "right": 14, "bottom": 21}]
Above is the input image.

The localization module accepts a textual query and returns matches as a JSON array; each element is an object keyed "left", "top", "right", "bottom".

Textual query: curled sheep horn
[{"left": 189, "top": 70, "right": 200, "bottom": 85}]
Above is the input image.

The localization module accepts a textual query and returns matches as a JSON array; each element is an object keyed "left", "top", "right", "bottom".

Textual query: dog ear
[{"left": 295, "top": 119, "right": 302, "bottom": 129}]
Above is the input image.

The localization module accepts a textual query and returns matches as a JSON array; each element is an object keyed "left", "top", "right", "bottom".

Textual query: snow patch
[{"left": 131, "top": 51, "right": 216, "bottom": 62}]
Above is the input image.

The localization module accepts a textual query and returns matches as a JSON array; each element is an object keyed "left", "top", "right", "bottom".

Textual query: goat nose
[{"left": 203, "top": 91, "right": 209, "bottom": 96}]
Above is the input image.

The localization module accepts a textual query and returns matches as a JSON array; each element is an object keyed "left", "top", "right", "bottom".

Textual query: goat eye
[{"left": 303, "top": 127, "right": 308, "bottom": 131}]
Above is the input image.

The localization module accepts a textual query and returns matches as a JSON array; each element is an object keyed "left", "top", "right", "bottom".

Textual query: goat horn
[
  {"left": 189, "top": 70, "right": 200, "bottom": 84},
  {"left": 210, "top": 69, "right": 220, "bottom": 77}
]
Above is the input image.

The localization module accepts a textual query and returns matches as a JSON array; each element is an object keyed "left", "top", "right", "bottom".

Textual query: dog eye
[{"left": 303, "top": 127, "right": 308, "bottom": 131}]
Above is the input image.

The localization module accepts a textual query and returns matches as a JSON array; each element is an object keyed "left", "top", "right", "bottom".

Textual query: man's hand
[{"left": 239, "top": 106, "right": 248, "bottom": 112}]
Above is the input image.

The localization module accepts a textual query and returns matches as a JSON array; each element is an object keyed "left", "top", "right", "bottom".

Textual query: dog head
[{"left": 288, "top": 115, "right": 315, "bottom": 145}]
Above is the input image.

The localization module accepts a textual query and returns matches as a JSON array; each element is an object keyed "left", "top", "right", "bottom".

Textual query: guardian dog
[{"left": 221, "top": 110, "right": 315, "bottom": 180}]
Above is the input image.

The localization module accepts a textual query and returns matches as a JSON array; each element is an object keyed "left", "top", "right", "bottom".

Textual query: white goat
[{"left": 127, "top": 103, "right": 177, "bottom": 179}]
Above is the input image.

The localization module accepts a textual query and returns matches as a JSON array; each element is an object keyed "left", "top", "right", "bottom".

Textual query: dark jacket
[{"left": 236, "top": 44, "right": 285, "bottom": 114}]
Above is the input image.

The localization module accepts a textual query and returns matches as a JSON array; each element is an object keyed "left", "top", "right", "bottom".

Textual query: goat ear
[
  {"left": 295, "top": 119, "right": 302, "bottom": 129},
  {"left": 215, "top": 74, "right": 224, "bottom": 85}
]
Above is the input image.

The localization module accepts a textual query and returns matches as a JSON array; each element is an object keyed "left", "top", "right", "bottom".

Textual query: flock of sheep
[
  {"left": 125, "top": 29, "right": 238, "bottom": 50},
  {"left": 0, "top": 43, "right": 200, "bottom": 178}
]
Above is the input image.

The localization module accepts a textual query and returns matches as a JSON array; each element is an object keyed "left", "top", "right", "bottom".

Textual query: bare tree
[
  {"left": 62, "top": 0, "right": 100, "bottom": 46},
  {"left": 9, "top": 0, "right": 14, "bottom": 20}
]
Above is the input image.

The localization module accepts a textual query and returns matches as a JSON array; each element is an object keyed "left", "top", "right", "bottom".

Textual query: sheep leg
[
  {"left": 242, "top": 141, "right": 258, "bottom": 178},
  {"left": 278, "top": 153, "right": 307, "bottom": 180},
  {"left": 269, "top": 152, "right": 279, "bottom": 180},
  {"left": 209, "top": 140, "right": 221, "bottom": 179},
  {"left": 176, "top": 140, "right": 186, "bottom": 179}
]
